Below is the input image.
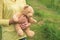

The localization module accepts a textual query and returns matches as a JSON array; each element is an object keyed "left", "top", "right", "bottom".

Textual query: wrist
[{"left": 9, "top": 19, "right": 15, "bottom": 25}]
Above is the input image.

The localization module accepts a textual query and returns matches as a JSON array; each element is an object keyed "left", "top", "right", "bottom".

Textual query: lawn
[
  {"left": 0, "top": 0, "right": 60, "bottom": 40},
  {"left": 26, "top": 0, "right": 60, "bottom": 40}
]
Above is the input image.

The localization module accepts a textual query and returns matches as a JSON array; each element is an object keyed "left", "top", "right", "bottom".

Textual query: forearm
[{"left": 0, "top": 19, "right": 9, "bottom": 26}]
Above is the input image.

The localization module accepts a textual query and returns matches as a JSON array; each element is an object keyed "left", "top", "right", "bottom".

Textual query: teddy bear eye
[{"left": 28, "top": 11, "right": 30, "bottom": 13}]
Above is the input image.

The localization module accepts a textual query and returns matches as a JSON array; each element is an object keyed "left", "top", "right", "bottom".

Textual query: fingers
[
  {"left": 15, "top": 24, "right": 24, "bottom": 36},
  {"left": 20, "top": 23, "right": 30, "bottom": 30}
]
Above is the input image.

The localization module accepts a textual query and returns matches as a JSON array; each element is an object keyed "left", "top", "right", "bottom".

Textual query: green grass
[
  {"left": 0, "top": 0, "right": 60, "bottom": 40},
  {"left": 26, "top": 0, "right": 60, "bottom": 40},
  {"left": 0, "top": 26, "right": 2, "bottom": 40}
]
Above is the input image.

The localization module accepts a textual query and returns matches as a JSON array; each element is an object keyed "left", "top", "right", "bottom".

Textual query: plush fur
[{"left": 13, "top": 5, "right": 37, "bottom": 37}]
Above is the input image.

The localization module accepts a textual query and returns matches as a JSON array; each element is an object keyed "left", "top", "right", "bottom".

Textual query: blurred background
[
  {"left": 0, "top": 0, "right": 60, "bottom": 40},
  {"left": 26, "top": 0, "right": 60, "bottom": 40}
]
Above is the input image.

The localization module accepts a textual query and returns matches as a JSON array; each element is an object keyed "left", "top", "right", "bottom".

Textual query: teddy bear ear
[{"left": 24, "top": 5, "right": 29, "bottom": 9}]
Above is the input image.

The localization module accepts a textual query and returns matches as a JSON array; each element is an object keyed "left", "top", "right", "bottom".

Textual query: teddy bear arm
[{"left": 29, "top": 17, "right": 37, "bottom": 23}]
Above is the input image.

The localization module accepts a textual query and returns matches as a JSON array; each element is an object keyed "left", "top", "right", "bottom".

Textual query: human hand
[
  {"left": 9, "top": 18, "right": 15, "bottom": 25},
  {"left": 20, "top": 23, "right": 31, "bottom": 30}
]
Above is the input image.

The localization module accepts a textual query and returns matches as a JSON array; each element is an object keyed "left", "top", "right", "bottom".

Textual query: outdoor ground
[
  {"left": 26, "top": 0, "right": 60, "bottom": 40},
  {"left": 0, "top": 0, "right": 60, "bottom": 40}
]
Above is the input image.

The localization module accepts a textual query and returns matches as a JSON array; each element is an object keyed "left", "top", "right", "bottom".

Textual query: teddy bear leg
[
  {"left": 24, "top": 27, "right": 35, "bottom": 37},
  {"left": 15, "top": 24, "right": 24, "bottom": 36}
]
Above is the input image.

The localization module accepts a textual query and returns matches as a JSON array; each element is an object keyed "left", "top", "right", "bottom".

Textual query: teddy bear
[{"left": 13, "top": 5, "right": 37, "bottom": 37}]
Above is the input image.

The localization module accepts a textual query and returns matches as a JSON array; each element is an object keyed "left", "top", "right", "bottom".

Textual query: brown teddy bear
[{"left": 13, "top": 5, "right": 37, "bottom": 37}]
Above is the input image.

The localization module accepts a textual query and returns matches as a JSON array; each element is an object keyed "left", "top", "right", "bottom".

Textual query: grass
[
  {"left": 0, "top": 0, "right": 60, "bottom": 40},
  {"left": 26, "top": 0, "right": 60, "bottom": 40}
]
